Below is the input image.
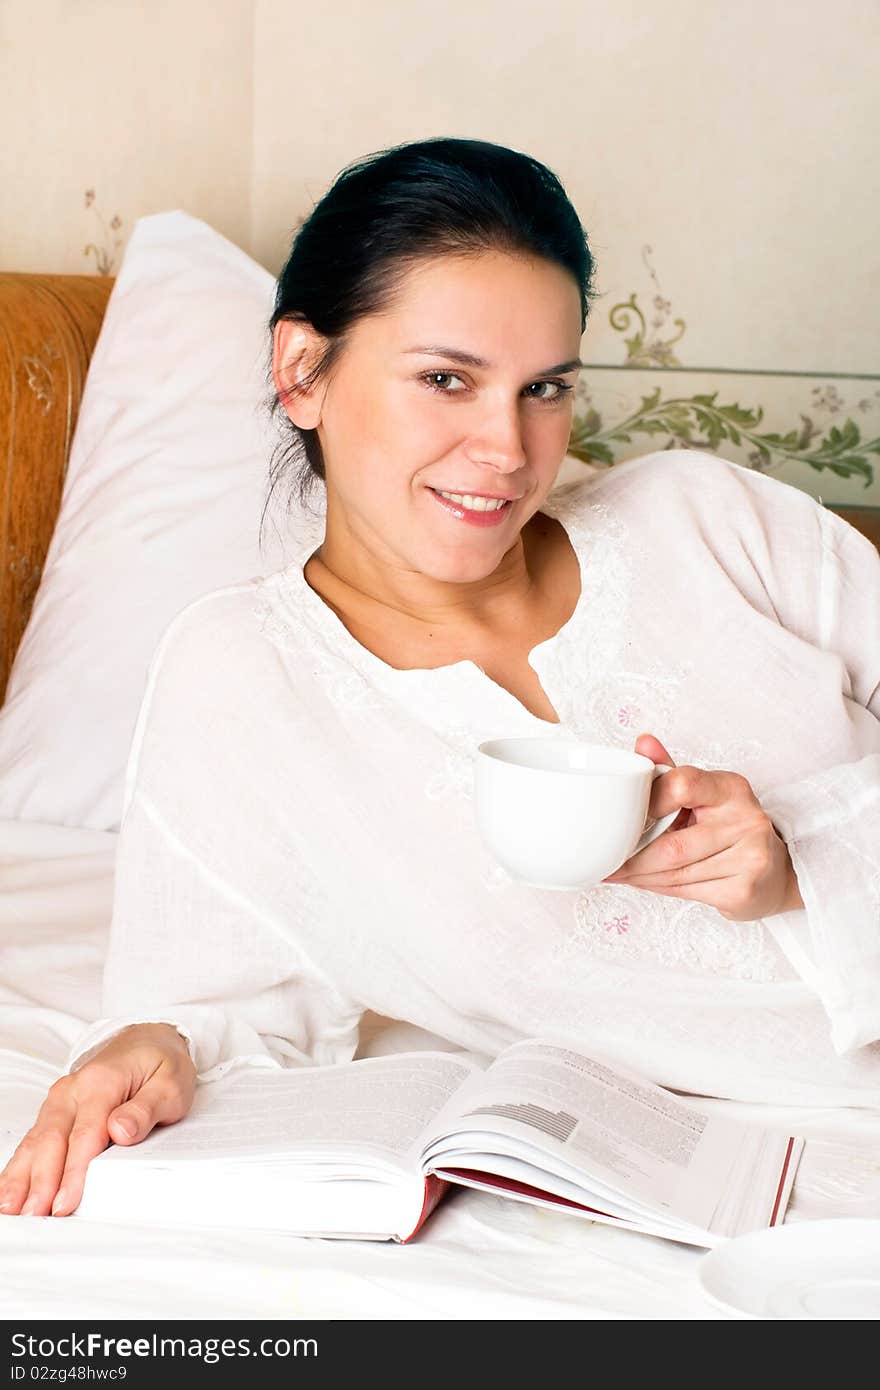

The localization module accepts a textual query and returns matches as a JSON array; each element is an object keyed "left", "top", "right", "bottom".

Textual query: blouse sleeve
[
  {"left": 758, "top": 506, "right": 880, "bottom": 1055},
  {"left": 64, "top": 589, "right": 363, "bottom": 1083}
]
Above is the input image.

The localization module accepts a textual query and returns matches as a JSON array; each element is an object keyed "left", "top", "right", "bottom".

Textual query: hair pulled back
[{"left": 263, "top": 136, "right": 597, "bottom": 537}]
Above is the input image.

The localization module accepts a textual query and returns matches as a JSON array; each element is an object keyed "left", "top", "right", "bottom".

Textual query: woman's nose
[{"left": 468, "top": 403, "right": 528, "bottom": 473}]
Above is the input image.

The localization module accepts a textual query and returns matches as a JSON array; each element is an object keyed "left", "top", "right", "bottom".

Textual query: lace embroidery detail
[
  {"left": 552, "top": 883, "right": 785, "bottom": 982},
  {"left": 603, "top": 913, "right": 630, "bottom": 935},
  {"left": 531, "top": 494, "right": 699, "bottom": 759},
  {"left": 541, "top": 491, "right": 769, "bottom": 782},
  {"left": 424, "top": 727, "right": 477, "bottom": 802},
  {"left": 256, "top": 577, "right": 495, "bottom": 803},
  {"left": 686, "top": 735, "right": 767, "bottom": 778},
  {"left": 540, "top": 497, "right": 631, "bottom": 735},
  {"left": 254, "top": 587, "right": 388, "bottom": 712}
]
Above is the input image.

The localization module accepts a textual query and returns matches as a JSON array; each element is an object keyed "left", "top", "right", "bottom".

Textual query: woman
[{"left": 2, "top": 137, "right": 879, "bottom": 1221}]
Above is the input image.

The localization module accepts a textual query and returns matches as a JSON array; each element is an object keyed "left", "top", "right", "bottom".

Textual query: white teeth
[{"left": 436, "top": 491, "right": 509, "bottom": 512}]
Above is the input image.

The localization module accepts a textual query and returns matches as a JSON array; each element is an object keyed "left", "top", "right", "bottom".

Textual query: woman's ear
[{"left": 272, "top": 318, "right": 327, "bottom": 429}]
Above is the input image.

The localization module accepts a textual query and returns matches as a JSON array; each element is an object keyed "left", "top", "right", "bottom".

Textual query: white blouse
[{"left": 66, "top": 449, "right": 880, "bottom": 1106}]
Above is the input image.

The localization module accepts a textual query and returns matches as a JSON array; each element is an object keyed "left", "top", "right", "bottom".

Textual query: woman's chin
[{"left": 419, "top": 544, "right": 511, "bottom": 583}]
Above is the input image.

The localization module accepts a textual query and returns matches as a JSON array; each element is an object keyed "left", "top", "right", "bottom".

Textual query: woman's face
[{"left": 277, "top": 249, "right": 584, "bottom": 587}]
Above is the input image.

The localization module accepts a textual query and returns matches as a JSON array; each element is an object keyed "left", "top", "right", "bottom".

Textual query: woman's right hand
[{"left": 0, "top": 1022, "right": 197, "bottom": 1218}]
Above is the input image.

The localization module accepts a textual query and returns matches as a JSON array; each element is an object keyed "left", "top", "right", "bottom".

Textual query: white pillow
[
  {"left": 0, "top": 209, "right": 593, "bottom": 833},
  {"left": 0, "top": 211, "right": 306, "bottom": 831}
]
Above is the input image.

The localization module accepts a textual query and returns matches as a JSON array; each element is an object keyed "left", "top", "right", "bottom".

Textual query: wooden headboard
[
  {"left": 1, "top": 272, "right": 879, "bottom": 705},
  {"left": 1, "top": 273, "right": 114, "bottom": 701}
]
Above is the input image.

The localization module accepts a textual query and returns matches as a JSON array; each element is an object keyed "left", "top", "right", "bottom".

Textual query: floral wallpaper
[
  {"left": 82, "top": 190, "right": 124, "bottom": 276},
  {"left": 567, "top": 247, "right": 880, "bottom": 508}
]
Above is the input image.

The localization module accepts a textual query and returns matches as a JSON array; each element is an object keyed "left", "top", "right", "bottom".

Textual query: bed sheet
[{"left": 2, "top": 818, "right": 879, "bottom": 1322}]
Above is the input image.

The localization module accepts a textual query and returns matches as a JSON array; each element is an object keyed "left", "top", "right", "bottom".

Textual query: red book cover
[
  {"left": 398, "top": 1173, "right": 453, "bottom": 1243},
  {"left": 439, "top": 1167, "right": 608, "bottom": 1217}
]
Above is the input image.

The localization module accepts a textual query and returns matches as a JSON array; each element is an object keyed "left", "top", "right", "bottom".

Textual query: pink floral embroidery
[
  {"left": 616, "top": 704, "right": 638, "bottom": 728},
  {"left": 603, "top": 914, "right": 630, "bottom": 935}
]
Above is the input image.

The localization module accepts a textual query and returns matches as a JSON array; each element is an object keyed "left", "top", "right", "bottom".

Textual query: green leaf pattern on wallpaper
[
  {"left": 573, "top": 246, "right": 879, "bottom": 495},
  {"left": 570, "top": 383, "right": 880, "bottom": 487}
]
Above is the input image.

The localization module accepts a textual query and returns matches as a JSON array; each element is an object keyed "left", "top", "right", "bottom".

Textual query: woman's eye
[
  {"left": 419, "top": 372, "right": 573, "bottom": 405},
  {"left": 422, "top": 371, "right": 465, "bottom": 392},
  {"left": 525, "top": 380, "right": 573, "bottom": 403}
]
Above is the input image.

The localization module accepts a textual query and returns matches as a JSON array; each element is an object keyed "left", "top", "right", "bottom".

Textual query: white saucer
[{"left": 699, "top": 1219, "right": 880, "bottom": 1319}]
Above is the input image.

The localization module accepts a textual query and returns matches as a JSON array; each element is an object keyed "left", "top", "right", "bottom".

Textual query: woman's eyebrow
[{"left": 402, "top": 345, "right": 585, "bottom": 374}]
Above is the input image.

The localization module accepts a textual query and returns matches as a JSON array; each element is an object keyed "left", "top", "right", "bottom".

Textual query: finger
[
  {"left": 647, "top": 767, "right": 753, "bottom": 820},
  {"left": 54, "top": 1068, "right": 191, "bottom": 1218},
  {"left": 634, "top": 733, "right": 675, "bottom": 767},
  {"left": 604, "top": 821, "right": 732, "bottom": 883},
  {"left": 610, "top": 849, "right": 740, "bottom": 890},
  {"left": 106, "top": 1067, "right": 193, "bottom": 1148},
  {"left": 611, "top": 832, "right": 745, "bottom": 885},
  {"left": 623, "top": 878, "right": 739, "bottom": 916},
  {"left": 0, "top": 1086, "right": 76, "bottom": 1214},
  {"left": 619, "top": 868, "right": 771, "bottom": 922},
  {"left": 48, "top": 1101, "right": 117, "bottom": 1217},
  {"left": 7, "top": 1095, "right": 77, "bottom": 1216},
  {"left": 0, "top": 1142, "right": 40, "bottom": 1215}
]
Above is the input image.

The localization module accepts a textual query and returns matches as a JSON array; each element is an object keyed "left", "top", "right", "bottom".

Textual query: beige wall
[
  {"left": 2, "top": 0, "right": 878, "bottom": 376},
  {"left": 0, "top": 0, "right": 254, "bottom": 272},
  {"left": 251, "top": 0, "right": 880, "bottom": 375}
]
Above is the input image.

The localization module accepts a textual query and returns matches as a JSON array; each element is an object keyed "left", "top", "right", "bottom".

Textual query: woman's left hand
[{"left": 601, "top": 734, "right": 804, "bottom": 921}]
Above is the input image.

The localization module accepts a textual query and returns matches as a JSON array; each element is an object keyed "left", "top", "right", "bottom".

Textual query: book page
[
  {"left": 96, "top": 1050, "right": 480, "bottom": 1173},
  {"left": 420, "top": 1039, "right": 766, "bottom": 1230}
]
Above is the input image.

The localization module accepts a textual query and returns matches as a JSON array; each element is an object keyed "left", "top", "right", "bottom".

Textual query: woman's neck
[{"left": 301, "top": 510, "right": 578, "bottom": 669}]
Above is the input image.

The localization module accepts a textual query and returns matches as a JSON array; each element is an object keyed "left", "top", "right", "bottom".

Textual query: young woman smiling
[{"left": 2, "top": 137, "right": 878, "bottom": 1221}]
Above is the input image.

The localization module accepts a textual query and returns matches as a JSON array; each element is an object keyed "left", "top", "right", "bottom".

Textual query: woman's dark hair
[{"left": 261, "top": 136, "right": 598, "bottom": 540}]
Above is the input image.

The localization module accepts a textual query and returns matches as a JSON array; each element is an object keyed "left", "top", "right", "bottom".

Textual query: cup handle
[{"left": 633, "top": 763, "right": 681, "bottom": 852}]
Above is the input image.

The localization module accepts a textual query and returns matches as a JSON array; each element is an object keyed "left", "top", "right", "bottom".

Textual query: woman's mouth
[{"left": 426, "top": 488, "right": 516, "bottom": 527}]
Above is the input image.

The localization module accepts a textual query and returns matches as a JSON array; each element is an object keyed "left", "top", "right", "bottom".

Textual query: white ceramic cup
[{"left": 474, "top": 737, "right": 683, "bottom": 890}]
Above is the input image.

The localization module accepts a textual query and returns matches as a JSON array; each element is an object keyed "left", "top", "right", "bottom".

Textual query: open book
[{"left": 69, "top": 1040, "right": 804, "bottom": 1248}]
